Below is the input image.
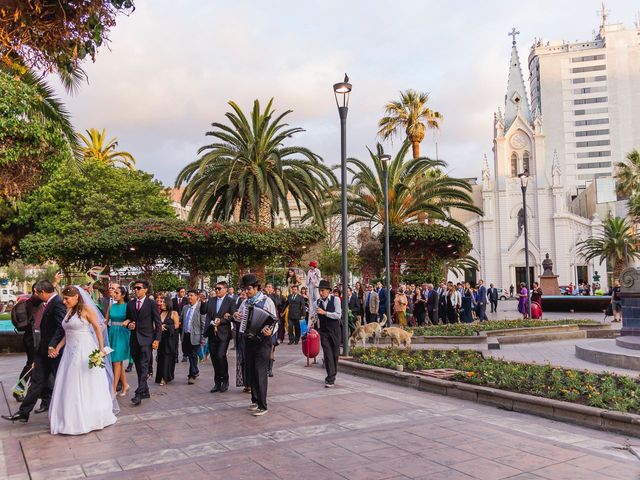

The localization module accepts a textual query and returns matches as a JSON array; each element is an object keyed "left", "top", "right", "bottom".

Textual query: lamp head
[
  {"left": 380, "top": 154, "right": 391, "bottom": 164},
  {"left": 518, "top": 171, "right": 529, "bottom": 188},
  {"left": 333, "top": 73, "right": 352, "bottom": 109}
]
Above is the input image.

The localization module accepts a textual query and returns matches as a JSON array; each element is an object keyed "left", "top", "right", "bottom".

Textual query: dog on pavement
[
  {"left": 381, "top": 327, "right": 413, "bottom": 348},
  {"left": 349, "top": 314, "right": 387, "bottom": 348}
]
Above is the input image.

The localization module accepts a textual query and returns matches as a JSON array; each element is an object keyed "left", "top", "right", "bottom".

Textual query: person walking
[
  {"left": 202, "top": 282, "right": 236, "bottom": 392},
  {"left": 106, "top": 286, "right": 131, "bottom": 396},
  {"left": 364, "top": 284, "right": 379, "bottom": 324},
  {"left": 285, "top": 285, "right": 305, "bottom": 344},
  {"left": 314, "top": 280, "right": 342, "bottom": 388},
  {"left": 155, "top": 295, "right": 179, "bottom": 386},
  {"left": 517, "top": 282, "right": 529, "bottom": 319},
  {"left": 181, "top": 289, "right": 205, "bottom": 385},
  {"left": 476, "top": 280, "right": 488, "bottom": 322},
  {"left": 488, "top": 283, "right": 499, "bottom": 313},
  {"left": 426, "top": 284, "right": 439, "bottom": 325}
]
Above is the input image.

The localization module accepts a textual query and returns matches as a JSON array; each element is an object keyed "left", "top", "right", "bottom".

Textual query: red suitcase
[
  {"left": 531, "top": 301, "right": 543, "bottom": 319},
  {"left": 302, "top": 328, "right": 321, "bottom": 367}
]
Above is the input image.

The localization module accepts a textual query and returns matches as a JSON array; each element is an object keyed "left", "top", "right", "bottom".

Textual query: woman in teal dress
[{"left": 106, "top": 286, "right": 131, "bottom": 396}]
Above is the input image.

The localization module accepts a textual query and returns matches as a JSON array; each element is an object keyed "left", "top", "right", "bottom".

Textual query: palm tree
[
  {"left": 378, "top": 89, "right": 443, "bottom": 160},
  {"left": 615, "top": 149, "right": 640, "bottom": 199},
  {"left": 76, "top": 128, "right": 136, "bottom": 169},
  {"left": 344, "top": 141, "right": 481, "bottom": 230},
  {"left": 175, "top": 98, "right": 336, "bottom": 228},
  {"left": 577, "top": 216, "right": 640, "bottom": 281}
]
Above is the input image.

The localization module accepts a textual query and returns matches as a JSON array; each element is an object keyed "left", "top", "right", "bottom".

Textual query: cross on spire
[
  {"left": 597, "top": 2, "right": 610, "bottom": 27},
  {"left": 508, "top": 27, "right": 520, "bottom": 45}
]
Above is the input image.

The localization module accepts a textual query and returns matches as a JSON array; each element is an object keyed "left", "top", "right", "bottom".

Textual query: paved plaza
[{"left": 1, "top": 340, "right": 639, "bottom": 480}]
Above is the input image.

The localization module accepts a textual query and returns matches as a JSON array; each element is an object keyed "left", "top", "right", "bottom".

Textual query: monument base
[
  {"left": 619, "top": 290, "right": 640, "bottom": 336},
  {"left": 539, "top": 274, "right": 560, "bottom": 296}
]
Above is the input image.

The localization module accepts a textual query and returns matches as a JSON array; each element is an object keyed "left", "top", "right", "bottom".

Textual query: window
[
  {"left": 577, "top": 161, "right": 611, "bottom": 169},
  {"left": 574, "top": 97, "right": 608, "bottom": 105},
  {"left": 572, "top": 75, "right": 607, "bottom": 84},
  {"left": 575, "top": 118, "right": 608, "bottom": 126},
  {"left": 571, "top": 54, "right": 606, "bottom": 63},
  {"left": 523, "top": 151, "right": 530, "bottom": 174},
  {"left": 576, "top": 140, "right": 610, "bottom": 147},
  {"left": 575, "top": 129, "right": 609, "bottom": 137},
  {"left": 572, "top": 65, "right": 606, "bottom": 73},
  {"left": 511, "top": 153, "right": 518, "bottom": 177},
  {"left": 577, "top": 151, "right": 610, "bottom": 158},
  {"left": 573, "top": 86, "right": 607, "bottom": 94},
  {"left": 578, "top": 173, "right": 610, "bottom": 180},
  {"left": 574, "top": 107, "right": 608, "bottom": 115}
]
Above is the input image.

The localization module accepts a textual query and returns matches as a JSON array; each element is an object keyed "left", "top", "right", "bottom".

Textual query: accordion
[{"left": 243, "top": 304, "right": 277, "bottom": 341}]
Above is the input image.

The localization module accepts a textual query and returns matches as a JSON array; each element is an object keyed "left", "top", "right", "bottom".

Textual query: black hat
[
  {"left": 240, "top": 273, "right": 260, "bottom": 288},
  {"left": 318, "top": 280, "right": 331, "bottom": 290}
]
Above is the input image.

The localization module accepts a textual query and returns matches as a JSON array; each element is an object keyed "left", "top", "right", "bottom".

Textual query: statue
[
  {"left": 517, "top": 208, "right": 525, "bottom": 237},
  {"left": 542, "top": 253, "right": 554, "bottom": 276}
]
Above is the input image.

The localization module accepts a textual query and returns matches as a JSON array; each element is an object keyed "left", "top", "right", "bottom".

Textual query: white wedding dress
[{"left": 49, "top": 312, "right": 117, "bottom": 435}]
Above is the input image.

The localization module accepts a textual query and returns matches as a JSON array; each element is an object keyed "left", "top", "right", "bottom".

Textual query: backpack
[{"left": 10, "top": 298, "right": 30, "bottom": 332}]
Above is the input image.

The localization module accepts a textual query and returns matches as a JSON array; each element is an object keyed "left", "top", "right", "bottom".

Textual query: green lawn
[
  {"left": 408, "top": 319, "right": 598, "bottom": 337},
  {"left": 352, "top": 347, "right": 640, "bottom": 414}
]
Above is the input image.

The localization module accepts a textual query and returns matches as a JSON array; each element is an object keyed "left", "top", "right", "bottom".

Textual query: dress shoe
[
  {"left": 131, "top": 395, "right": 142, "bottom": 406},
  {"left": 2, "top": 412, "right": 28, "bottom": 422},
  {"left": 34, "top": 405, "right": 48, "bottom": 414},
  {"left": 187, "top": 377, "right": 195, "bottom": 385},
  {"left": 243, "top": 386, "right": 251, "bottom": 393},
  {"left": 210, "top": 383, "right": 222, "bottom": 393},
  {"left": 141, "top": 392, "right": 150, "bottom": 399},
  {"left": 125, "top": 364, "right": 133, "bottom": 372},
  {"left": 288, "top": 340, "right": 294, "bottom": 345},
  {"left": 220, "top": 382, "right": 229, "bottom": 393},
  {"left": 267, "top": 369, "right": 273, "bottom": 378}
]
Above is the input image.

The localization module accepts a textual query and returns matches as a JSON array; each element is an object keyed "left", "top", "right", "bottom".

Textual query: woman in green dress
[{"left": 106, "top": 286, "right": 131, "bottom": 396}]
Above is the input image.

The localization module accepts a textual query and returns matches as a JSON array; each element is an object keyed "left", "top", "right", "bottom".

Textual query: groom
[
  {"left": 123, "top": 279, "right": 161, "bottom": 406},
  {"left": 2, "top": 279, "right": 66, "bottom": 423}
]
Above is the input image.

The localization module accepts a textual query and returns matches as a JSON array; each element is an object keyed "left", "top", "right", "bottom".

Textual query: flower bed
[
  {"left": 408, "top": 319, "right": 598, "bottom": 337},
  {"left": 352, "top": 347, "right": 640, "bottom": 414}
]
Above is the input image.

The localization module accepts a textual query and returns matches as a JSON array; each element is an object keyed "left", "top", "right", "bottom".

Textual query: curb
[{"left": 339, "top": 359, "right": 640, "bottom": 437}]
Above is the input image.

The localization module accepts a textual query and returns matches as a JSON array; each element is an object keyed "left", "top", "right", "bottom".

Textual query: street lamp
[
  {"left": 334, "top": 74, "right": 352, "bottom": 355},
  {"left": 381, "top": 154, "right": 392, "bottom": 326},
  {"left": 518, "top": 171, "right": 533, "bottom": 320}
]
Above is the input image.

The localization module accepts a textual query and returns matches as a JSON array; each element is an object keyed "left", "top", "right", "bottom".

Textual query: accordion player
[{"left": 242, "top": 304, "right": 277, "bottom": 341}]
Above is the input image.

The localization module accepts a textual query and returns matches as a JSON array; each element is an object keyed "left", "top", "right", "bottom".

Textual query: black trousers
[
  {"left": 490, "top": 300, "right": 498, "bottom": 312},
  {"left": 319, "top": 326, "right": 340, "bottom": 384},
  {"left": 131, "top": 340, "right": 152, "bottom": 396},
  {"left": 19, "top": 352, "right": 59, "bottom": 415},
  {"left": 427, "top": 309, "right": 437, "bottom": 325},
  {"left": 210, "top": 333, "right": 231, "bottom": 385},
  {"left": 182, "top": 333, "right": 199, "bottom": 379},
  {"left": 245, "top": 336, "right": 271, "bottom": 410},
  {"left": 365, "top": 311, "right": 378, "bottom": 324},
  {"left": 19, "top": 327, "right": 36, "bottom": 382},
  {"left": 414, "top": 309, "right": 426, "bottom": 326},
  {"left": 288, "top": 317, "right": 301, "bottom": 342},
  {"left": 477, "top": 302, "right": 488, "bottom": 321}
]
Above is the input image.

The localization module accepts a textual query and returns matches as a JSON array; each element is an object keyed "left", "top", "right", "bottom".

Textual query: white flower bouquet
[{"left": 88, "top": 347, "right": 113, "bottom": 369}]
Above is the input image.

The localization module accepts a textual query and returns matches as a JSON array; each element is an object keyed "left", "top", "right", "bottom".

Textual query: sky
[{"left": 55, "top": 0, "right": 640, "bottom": 186}]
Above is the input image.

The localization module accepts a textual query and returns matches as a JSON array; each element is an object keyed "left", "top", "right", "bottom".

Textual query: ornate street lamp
[
  {"left": 334, "top": 74, "right": 352, "bottom": 355},
  {"left": 380, "top": 154, "right": 392, "bottom": 326},
  {"left": 519, "top": 171, "right": 533, "bottom": 319}
]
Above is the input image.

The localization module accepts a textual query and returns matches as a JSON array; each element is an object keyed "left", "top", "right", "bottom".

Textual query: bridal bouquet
[{"left": 88, "top": 347, "right": 113, "bottom": 369}]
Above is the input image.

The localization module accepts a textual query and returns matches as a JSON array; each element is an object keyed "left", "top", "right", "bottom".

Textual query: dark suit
[
  {"left": 488, "top": 288, "right": 499, "bottom": 313},
  {"left": 201, "top": 295, "right": 237, "bottom": 387},
  {"left": 284, "top": 293, "right": 305, "bottom": 342},
  {"left": 172, "top": 295, "right": 187, "bottom": 360},
  {"left": 126, "top": 297, "right": 162, "bottom": 397},
  {"left": 427, "top": 289, "right": 439, "bottom": 325},
  {"left": 477, "top": 285, "right": 488, "bottom": 321},
  {"left": 348, "top": 293, "right": 362, "bottom": 319},
  {"left": 19, "top": 294, "right": 66, "bottom": 415}
]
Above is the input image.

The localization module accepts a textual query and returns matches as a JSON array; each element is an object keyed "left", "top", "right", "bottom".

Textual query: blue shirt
[{"left": 184, "top": 304, "right": 195, "bottom": 333}]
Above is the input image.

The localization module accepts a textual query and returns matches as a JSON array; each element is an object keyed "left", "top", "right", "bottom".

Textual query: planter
[{"left": 339, "top": 359, "right": 640, "bottom": 437}]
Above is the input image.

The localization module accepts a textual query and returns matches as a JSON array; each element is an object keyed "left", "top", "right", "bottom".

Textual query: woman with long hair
[
  {"left": 106, "top": 286, "right": 131, "bottom": 396},
  {"left": 155, "top": 295, "right": 179, "bottom": 385},
  {"left": 517, "top": 282, "right": 529, "bottom": 319}
]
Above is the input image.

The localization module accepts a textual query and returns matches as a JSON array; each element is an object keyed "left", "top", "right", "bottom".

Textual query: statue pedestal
[
  {"left": 620, "top": 267, "right": 640, "bottom": 337},
  {"left": 539, "top": 274, "right": 560, "bottom": 296}
]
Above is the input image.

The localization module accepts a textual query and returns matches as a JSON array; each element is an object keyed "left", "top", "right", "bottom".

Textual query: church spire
[{"left": 504, "top": 28, "right": 531, "bottom": 130}]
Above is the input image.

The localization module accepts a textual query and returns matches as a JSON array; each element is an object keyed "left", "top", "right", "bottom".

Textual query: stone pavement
[{"left": 1, "top": 345, "right": 639, "bottom": 479}]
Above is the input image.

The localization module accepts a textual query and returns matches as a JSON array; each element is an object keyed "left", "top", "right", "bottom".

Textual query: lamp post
[
  {"left": 334, "top": 74, "right": 352, "bottom": 356},
  {"left": 381, "top": 154, "right": 392, "bottom": 326},
  {"left": 518, "top": 171, "right": 533, "bottom": 320}
]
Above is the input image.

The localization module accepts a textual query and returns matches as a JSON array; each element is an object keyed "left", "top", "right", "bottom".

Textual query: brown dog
[
  {"left": 381, "top": 327, "right": 413, "bottom": 348},
  {"left": 349, "top": 314, "right": 387, "bottom": 348}
]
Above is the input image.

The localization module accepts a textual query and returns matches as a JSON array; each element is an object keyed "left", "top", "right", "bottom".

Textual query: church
[{"left": 460, "top": 32, "right": 608, "bottom": 291}]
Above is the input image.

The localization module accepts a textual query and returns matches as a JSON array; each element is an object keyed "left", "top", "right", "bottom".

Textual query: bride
[{"left": 48, "top": 285, "right": 118, "bottom": 435}]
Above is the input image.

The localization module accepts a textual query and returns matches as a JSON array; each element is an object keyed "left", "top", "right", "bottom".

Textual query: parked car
[{"left": 496, "top": 288, "right": 508, "bottom": 301}]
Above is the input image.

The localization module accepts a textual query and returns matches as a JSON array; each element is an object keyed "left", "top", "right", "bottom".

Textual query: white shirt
[{"left": 317, "top": 295, "right": 342, "bottom": 320}]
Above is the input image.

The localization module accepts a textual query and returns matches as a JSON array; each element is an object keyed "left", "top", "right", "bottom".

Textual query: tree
[
  {"left": 344, "top": 142, "right": 481, "bottom": 229},
  {"left": 615, "top": 149, "right": 640, "bottom": 199},
  {"left": 378, "top": 89, "right": 442, "bottom": 160},
  {"left": 175, "top": 99, "right": 336, "bottom": 228},
  {"left": 76, "top": 128, "right": 136, "bottom": 169},
  {"left": 15, "top": 161, "right": 174, "bottom": 239},
  {"left": 0, "top": 0, "right": 135, "bottom": 74},
  {"left": 577, "top": 216, "right": 640, "bottom": 281}
]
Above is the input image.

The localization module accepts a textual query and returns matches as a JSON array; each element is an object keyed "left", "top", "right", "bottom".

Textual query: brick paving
[{"left": 0, "top": 343, "right": 639, "bottom": 479}]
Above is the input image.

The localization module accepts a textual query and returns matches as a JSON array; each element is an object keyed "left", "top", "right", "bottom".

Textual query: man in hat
[
  {"left": 315, "top": 279, "right": 342, "bottom": 388},
  {"left": 305, "top": 261, "right": 322, "bottom": 322},
  {"left": 233, "top": 273, "right": 277, "bottom": 416}
]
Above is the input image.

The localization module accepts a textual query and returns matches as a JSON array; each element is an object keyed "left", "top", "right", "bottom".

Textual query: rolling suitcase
[{"left": 301, "top": 328, "right": 320, "bottom": 367}]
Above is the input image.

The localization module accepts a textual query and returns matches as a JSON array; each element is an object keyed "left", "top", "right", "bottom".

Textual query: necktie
[
  {"left": 185, "top": 306, "right": 193, "bottom": 333},
  {"left": 136, "top": 299, "right": 141, "bottom": 311}
]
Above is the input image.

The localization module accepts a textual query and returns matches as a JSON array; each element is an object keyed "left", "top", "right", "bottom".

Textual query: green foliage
[
  {"left": 353, "top": 347, "right": 640, "bottom": 413},
  {"left": 150, "top": 272, "right": 184, "bottom": 293},
  {"left": 318, "top": 245, "right": 360, "bottom": 278},
  {"left": 16, "top": 161, "right": 174, "bottom": 239},
  {"left": 175, "top": 98, "right": 336, "bottom": 227},
  {"left": 408, "top": 319, "right": 598, "bottom": 337},
  {"left": 0, "top": 71, "right": 71, "bottom": 200}
]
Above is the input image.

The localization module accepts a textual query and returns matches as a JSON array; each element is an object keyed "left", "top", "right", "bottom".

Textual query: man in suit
[
  {"left": 364, "top": 284, "right": 379, "bottom": 324},
  {"left": 3, "top": 280, "right": 66, "bottom": 422},
  {"left": 284, "top": 284, "right": 305, "bottom": 344},
  {"left": 123, "top": 279, "right": 162, "bottom": 406},
  {"left": 426, "top": 283, "right": 439, "bottom": 325},
  {"left": 202, "top": 281, "right": 237, "bottom": 393},
  {"left": 477, "top": 279, "right": 488, "bottom": 322},
  {"left": 378, "top": 286, "right": 387, "bottom": 321},
  {"left": 488, "top": 284, "right": 499, "bottom": 313},
  {"left": 316, "top": 280, "right": 342, "bottom": 388},
  {"left": 180, "top": 289, "right": 205, "bottom": 384},
  {"left": 347, "top": 286, "right": 362, "bottom": 325}
]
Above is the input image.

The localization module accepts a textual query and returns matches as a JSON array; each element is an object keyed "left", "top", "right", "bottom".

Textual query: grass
[
  {"left": 352, "top": 347, "right": 640, "bottom": 414},
  {"left": 408, "top": 319, "right": 599, "bottom": 337}
]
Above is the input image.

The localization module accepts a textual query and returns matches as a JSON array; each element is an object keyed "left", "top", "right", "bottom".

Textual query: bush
[{"left": 408, "top": 319, "right": 598, "bottom": 337}]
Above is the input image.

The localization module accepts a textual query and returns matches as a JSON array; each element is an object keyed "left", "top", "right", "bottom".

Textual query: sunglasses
[
  {"left": 132, "top": 286, "right": 145, "bottom": 290},
  {"left": 214, "top": 287, "right": 225, "bottom": 291}
]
